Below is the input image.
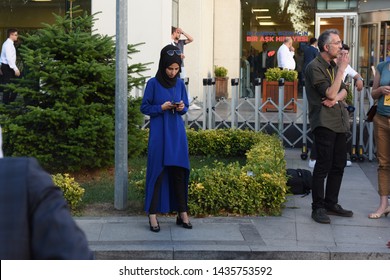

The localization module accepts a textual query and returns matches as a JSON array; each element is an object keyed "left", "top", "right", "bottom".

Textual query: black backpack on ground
[{"left": 286, "top": 168, "right": 312, "bottom": 196}]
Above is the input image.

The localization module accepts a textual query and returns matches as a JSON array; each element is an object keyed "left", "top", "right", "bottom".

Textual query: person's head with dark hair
[
  {"left": 309, "top": 37, "right": 317, "bottom": 45},
  {"left": 317, "top": 29, "right": 341, "bottom": 53},
  {"left": 171, "top": 26, "right": 177, "bottom": 35},
  {"left": 342, "top": 44, "right": 350, "bottom": 51},
  {"left": 155, "top": 45, "right": 182, "bottom": 88},
  {"left": 6, "top": 28, "right": 18, "bottom": 41},
  {"left": 7, "top": 28, "right": 18, "bottom": 37}
]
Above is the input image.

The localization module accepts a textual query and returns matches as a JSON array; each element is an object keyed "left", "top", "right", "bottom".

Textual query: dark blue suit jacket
[
  {"left": 0, "top": 157, "right": 93, "bottom": 259},
  {"left": 303, "top": 45, "right": 319, "bottom": 72}
]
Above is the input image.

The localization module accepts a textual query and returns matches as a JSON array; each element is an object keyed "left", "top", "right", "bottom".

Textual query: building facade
[{"left": 1, "top": 0, "right": 389, "bottom": 98}]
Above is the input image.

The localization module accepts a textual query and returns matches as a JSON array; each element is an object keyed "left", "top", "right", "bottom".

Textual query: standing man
[
  {"left": 303, "top": 37, "right": 319, "bottom": 73},
  {"left": 171, "top": 27, "right": 199, "bottom": 109},
  {"left": 340, "top": 44, "right": 364, "bottom": 92},
  {"left": 308, "top": 43, "right": 363, "bottom": 169},
  {"left": 256, "top": 43, "right": 275, "bottom": 80},
  {"left": 1, "top": 28, "right": 21, "bottom": 104},
  {"left": 305, "top": 29, "right": 353, "bottom": 224},
  {"left": 277, "top": 37, "right": 295, "bottom": 70}
]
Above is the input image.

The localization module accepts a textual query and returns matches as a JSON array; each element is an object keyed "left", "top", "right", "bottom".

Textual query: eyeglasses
[
  {"left": 328, "top": 41, "right": 342, "bottom": 46},
  {"left": 167, "top": 50, "right": 182, "bottom": 56}
]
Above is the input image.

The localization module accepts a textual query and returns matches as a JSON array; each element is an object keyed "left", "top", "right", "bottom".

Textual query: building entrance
[
  {"left": 315, "top": 12, "right": 358, "bottom": 70},
  {"left": 359, "top": 21, "right": 390, "bottom": 82}
]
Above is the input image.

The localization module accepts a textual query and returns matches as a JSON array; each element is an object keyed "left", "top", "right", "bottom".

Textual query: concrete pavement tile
[
  {"left": 77, "top": 221, "right": 103, "bottom": 241},
  {"left": 332, "top": 225, "right": 390, "bottom": 246},
  {"left": 296, "top": 223, "right": 335, "bottom": 243},
  {"left": 99, "top": 222, "right": 172, "bottom": 241},
  {"left": 254, "top": 220, "right": 296, "bottom": 240},
  {"left": 171, "top": 223, "right": 244, "bottom": 241},
  {"left": 259, "top": 238, "right": 298, "bottom": 247},
  {"left": 173, "top": 244, "right": 251, "bottom": 252},
  {"left": 296, "top": 240, "right": 336, "bottom": 247}
]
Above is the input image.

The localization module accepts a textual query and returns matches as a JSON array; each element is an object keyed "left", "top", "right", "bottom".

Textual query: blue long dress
[{"left": 140, "top": 78, "right": 190, "bottom": 213}]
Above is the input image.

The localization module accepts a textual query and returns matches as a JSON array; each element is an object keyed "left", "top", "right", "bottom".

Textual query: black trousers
[
  {"left": 149, "top": 166, "right": 187, "bottom": 214},
  {"left": 311, "top": 127, "right": 347, "bottom": 210},
  {"left": 1, "top": 63, "right": 17, "bottom": 104}
]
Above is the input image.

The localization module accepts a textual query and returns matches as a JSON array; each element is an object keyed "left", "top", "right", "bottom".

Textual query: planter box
[
  {"left": 262, "top": 79, "right": 297, "bottom": 112},
  {"left": 215, "top": 77, "right": 228, "bottom": 99}
]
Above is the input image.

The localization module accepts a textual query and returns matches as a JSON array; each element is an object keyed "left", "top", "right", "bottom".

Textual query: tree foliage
[{"left": 0, "top": 8, "right": 149, "bottom": 172}]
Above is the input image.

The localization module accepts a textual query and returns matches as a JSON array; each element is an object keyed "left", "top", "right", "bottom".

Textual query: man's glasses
[
  {"left": 167, "top": 50, "right": 182, "bottom": 56},
  {"left": 328, "top": 41, "right": 342, "bottom": 46}
]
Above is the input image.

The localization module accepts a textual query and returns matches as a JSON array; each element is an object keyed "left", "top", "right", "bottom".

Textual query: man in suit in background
[
  {"left": 303, "top": 37, "right": 319, "bottom": 74},
  {"left": 256, "top": 43, "right": 275, "bottom": 80}
]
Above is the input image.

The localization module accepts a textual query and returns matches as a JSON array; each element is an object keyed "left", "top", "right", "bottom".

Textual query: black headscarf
[{"left": 155, "top": 44, "right": 182, "bottom": 88}]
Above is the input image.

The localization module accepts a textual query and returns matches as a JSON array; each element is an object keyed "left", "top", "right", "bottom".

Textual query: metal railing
[{"left": 140, "top": 77, "right": 376, "bottom": 161}]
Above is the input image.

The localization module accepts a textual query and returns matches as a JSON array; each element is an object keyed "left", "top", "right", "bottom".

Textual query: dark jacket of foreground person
[{"left": 0, "top": 157, "right": 94, "bottom": 260}]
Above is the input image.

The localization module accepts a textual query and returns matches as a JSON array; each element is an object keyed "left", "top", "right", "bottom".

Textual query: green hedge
[
  {"left": 135, "top": 129, "right": 288, "bottom": 216},
  {"left": 188, "top": 131, "right": 287, "bottom": 216}
]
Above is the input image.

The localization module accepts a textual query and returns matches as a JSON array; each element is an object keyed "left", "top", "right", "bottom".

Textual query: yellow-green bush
[
  {"left": 52, "top": 173, "right": 85, "bottom": 211},
  {"left": 265, "top": 67, "right": 298, "bottom": 82},
  {"left": 187, "top": 128, "right": 262, "bottom": 156},
  {"left": 188, "top": 132, "right": 287, "bottom": 216}
]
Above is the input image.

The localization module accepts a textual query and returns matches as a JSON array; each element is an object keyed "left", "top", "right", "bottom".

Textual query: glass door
[
  {"left": 359, "top": 24, "right": 379, "bottom": 83},
  {"left": 315, "top": 12, "right": 358, "bottom": 69},
  {"left": 380, "top": 22, "right": 390, "bottom": 63}
]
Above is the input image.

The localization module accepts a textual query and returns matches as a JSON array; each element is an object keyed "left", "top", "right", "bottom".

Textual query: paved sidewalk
[{"left": 76, "top": 148, "right": 390, "bottom": 260}]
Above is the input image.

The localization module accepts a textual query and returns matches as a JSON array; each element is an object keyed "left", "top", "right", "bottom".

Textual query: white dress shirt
[
  {"left": 277, "top": 43, "right": 295, "bottom": 70},
  {"left": 343, "top": 65, "right": 358, "bottom": 81},
  {"left": 0, "top": 38, "right": 18, "bottom": 71}
]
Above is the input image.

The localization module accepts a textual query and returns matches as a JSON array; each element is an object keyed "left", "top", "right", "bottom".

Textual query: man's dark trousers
[
  {"left": 1, "top": 63, "right": 17, "bottom": 104},
  {"left": 311, "top": 126, "right": 347, "bottom": 210}
]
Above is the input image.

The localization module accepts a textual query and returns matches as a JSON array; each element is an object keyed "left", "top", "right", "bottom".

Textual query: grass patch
[{"left": 77, "top": 155, "right": 246, "bottom": 216}]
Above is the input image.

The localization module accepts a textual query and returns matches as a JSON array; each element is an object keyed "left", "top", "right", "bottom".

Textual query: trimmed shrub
[
  {"left": 52, "top": 173, "right": 85, "bottom": 212},
  {"left": 188, "top": 133, "right": 287, "bottom": 216}
]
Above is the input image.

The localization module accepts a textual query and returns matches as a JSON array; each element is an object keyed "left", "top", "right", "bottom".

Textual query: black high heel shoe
[
  {"left": 176, "top": 215, "right": 193, "bottom": 229},
  {"left": 148, "top": 215, "right": 160, "bottom": 232}
]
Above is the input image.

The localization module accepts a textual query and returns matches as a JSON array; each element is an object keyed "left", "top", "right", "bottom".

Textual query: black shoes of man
[{"left": 312, "top": 204, "right": 353, "bottom": 224}]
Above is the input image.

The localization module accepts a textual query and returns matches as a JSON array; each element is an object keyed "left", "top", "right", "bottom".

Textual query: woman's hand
[
  {"left": 382, "top": 85, "right": 390, "bottom": 95},
  {"left": 175, "top": 101, "right": 185, "bottom": 112},
  {"left": 161, "top": 101, "right": 175, "bottom": 111}
]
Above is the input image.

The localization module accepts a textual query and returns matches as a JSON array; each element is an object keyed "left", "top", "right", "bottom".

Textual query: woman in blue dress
[{"left": 140, "top": 45, "right": 192, "bottom": 232}]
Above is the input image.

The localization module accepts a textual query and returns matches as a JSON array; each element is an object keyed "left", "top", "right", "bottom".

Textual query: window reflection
[
  {"left": 0, "top": 0, "right": 91, "bottom": 42},
  {"left": 240, "top": 0, "right": 315, "bottom": 97}
]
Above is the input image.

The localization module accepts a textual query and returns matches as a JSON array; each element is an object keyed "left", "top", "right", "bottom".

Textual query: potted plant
[
  {"left": 214, "top": 65, "right": 228, "bottom": 99},
  {"left": 262, "top": 67, "right": 298, "bottom": 112}
]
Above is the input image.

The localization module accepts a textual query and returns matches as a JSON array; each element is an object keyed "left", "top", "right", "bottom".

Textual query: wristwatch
[{"left": 356, "top": 77, "right": 364, "bottom": 81}]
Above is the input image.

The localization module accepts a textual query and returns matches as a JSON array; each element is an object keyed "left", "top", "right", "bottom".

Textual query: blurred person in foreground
[
  {"left": 0, "top": 125, "right": 93, "bottom": 259},
  {"left": 304, "top": 29, "right": 353, "bottom": 224},
  {"left": 140, "top": 45, "right": 192, "bottom": 232},
  {"left": 368, "top": 59, "right": 390, "bottom": 219}
]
